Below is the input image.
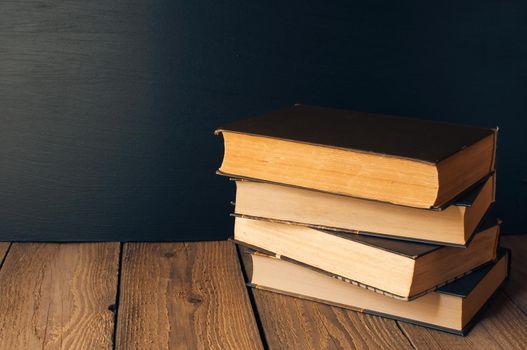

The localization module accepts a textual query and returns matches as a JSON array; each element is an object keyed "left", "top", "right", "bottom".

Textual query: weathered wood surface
[
  {"left": 0, "top": 237, "right": 525, "bottom": 349},
  {"left": 252, "top": 289, "right": 414, "bottom": 349},
  {"left": 115, "top": 241, "right": 262, "bottom": 350},
  {"left": 0, "top": 243, "right": 120, "bottom": 349},
  {"left": 501, "top": 235, "right": 527, "bottom": 313}
]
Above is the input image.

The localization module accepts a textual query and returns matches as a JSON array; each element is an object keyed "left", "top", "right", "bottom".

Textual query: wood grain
[
  {"left": 501, "top": 235, "right": 527, "bottom": 313},
  {"left": 0, "top": 243, "right": 120, "bottom": 349},
  {"left": 0, "top": 242, "right": 10, "bottom": 266},
  {"left": 0, "top": 236, "right": 525, "bottom": 349},
  {"left": 398, "top": 292, "right": 527, "bottom": 349},
  {"left": 252, "top": 289, "right": 413, "bottom": 349},
  {"left": 115, "top": 241, "right": 262, "bottom": 350}
]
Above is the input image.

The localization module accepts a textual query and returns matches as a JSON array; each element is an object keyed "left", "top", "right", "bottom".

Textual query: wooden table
[{"left": 0, "top": 236, "right": 525, "bottom": 349}]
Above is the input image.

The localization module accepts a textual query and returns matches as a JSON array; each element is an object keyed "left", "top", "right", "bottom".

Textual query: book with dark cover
[
  {"left": 216, "top": 105, "right": 497, "bottom": 209},
  {"left": 233, "top": 215, "right": 500, "bottom": 300},
  {"left": 230, "top": 170, "right": 495, "bottom": 211},
  {"left": 217, "top": 105, "right": 495, "bottom": 164},
  {"left": 234, "top": 205, "right": 498, "bottom": 250},
  {"left": 231, "top": 173, "right": 495, "bottom": 247},
  {"left": 239, "top": 247, "right": 510, "bottom": 336}
]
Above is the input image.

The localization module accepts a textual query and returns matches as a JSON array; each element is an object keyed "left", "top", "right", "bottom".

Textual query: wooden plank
[
  {"left": 252, "top": 289, "right": 413, "bottom": 350},
  {"left": 0, "top": 242, "right": 10, "bottom": 266},
  {"left": 398, "top": 292, "right": 527, "bottom": 349},
  {"left": 0, "top": 243, "right": 120, "bottom": 349},
  {"left": 501, "top": 235, "right": 527, "bottom": 313},
  {"left": 115, "top": 241, "right": 263, "bottom": 350}
]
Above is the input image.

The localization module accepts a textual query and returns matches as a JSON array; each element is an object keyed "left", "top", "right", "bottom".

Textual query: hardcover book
[
  {"left": 233, "top": 173, "right": 495, "bottom": 246},
  {"left": 216, "top": 105, "right": 497, "bottom": 208},
  {"left": 241, "top": 248, "right": 509, "bottom": 335},
  {"left": 234, "top": 215, "right": 500, "bottom": 299}
]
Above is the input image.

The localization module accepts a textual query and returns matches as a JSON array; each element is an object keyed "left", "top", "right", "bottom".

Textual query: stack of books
[{"left": 215, "top": 105, "right": 509, "bottom": 335}]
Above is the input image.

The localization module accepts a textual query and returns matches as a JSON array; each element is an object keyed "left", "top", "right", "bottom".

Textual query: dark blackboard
[{"left": 1, "top": 1, "right": 526, "bottom": 241}]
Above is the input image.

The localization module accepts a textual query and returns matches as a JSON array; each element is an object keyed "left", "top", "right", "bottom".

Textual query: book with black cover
[
  {"left": 232, "top": 173, "right": 495, "bottom": 246},
  {"left": 240, "top": 247, "right": 510, "bottom": 335},
  {"left": 233, "top": 215, "right": 500, "bottom": 300},
  {"left": 216, "top": 105, "right": 497, "bottom": 208}
]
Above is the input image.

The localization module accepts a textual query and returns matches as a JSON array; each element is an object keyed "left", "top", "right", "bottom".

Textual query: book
[
  {"left": 232, "top": 174, "right": 495, "bottom": 246},
  {"left": 234, "top": 216, "right": 500, "bottom": 299},
  {"left": 241, "top": 248, "right": 509, "bottom": 335},
  {"left": 216, "top": 105, "right": 497, "bottom": 209}
]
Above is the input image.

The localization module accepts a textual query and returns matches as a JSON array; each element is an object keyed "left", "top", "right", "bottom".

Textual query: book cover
[
  {"left": 216, "top": 104, "right": 496, "bottom": 165},
  {"left": 240, "top": 247, "right": 509, "bottom": 336}
]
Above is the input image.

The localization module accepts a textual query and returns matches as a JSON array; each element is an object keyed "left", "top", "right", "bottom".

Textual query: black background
[{"left": 1, "top": 1, "right": 526, "bottom": 241}]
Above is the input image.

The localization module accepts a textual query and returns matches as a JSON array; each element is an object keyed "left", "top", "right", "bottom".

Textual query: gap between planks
[
  {"left": 249, "top": 278, "right": 415, "bottom": 349},
  {"left": 0, "top": 242, "right": 120, "bottom": 349},
  {"left": 114, "top": 241, "right": 263, "bottom": 350},
  {"left": 0, "top": 242, "right": 11, "bottom": 268},
  {"left": 0, "top": 236, "right": 525, "bottom": 350},
  {"left": 0, "top": 241, "right": 264, "bottom": 350}
]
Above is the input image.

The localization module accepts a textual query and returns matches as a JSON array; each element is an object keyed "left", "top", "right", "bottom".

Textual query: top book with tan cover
[{"left": 216, "top": 105, "right": 497, "bottom": 208}]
